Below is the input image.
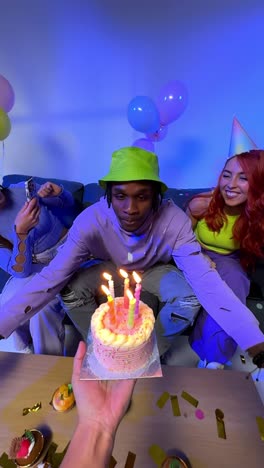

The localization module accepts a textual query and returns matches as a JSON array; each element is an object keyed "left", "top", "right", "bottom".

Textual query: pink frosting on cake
[{"left": 91, "top": 298, "right": 155, "bottom": 373}]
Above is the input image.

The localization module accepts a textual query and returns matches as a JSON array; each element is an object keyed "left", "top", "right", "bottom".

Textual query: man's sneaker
[{"left": 197, "top": 359, "right": 224, "bottom": 370}]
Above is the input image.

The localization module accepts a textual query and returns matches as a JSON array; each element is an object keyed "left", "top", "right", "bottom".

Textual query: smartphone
[{"left": 25, "top": 177, "right": 37, "bottom": 201}]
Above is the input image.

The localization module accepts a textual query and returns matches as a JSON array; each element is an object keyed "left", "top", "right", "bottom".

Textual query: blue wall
[{"left": 1, "top": 0, "right": 263, "bottom": 187}]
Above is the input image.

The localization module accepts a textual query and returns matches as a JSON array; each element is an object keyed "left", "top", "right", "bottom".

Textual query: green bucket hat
[{"left": 99, "top": 146, "right": 168, "bottom": 193}]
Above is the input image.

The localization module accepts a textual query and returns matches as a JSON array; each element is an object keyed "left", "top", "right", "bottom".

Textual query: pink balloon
[
  {"left": 156, "top": 80, "right": 188, "bottom": 125},
  {"left": 0, "top": 75, "right": 15, "bottom": 112},
  {"left": 146, "top": 125, "right": 168, "bottom": 142},
  {"left": 132, "top": 138, "right": 155, "bottom": 152}
]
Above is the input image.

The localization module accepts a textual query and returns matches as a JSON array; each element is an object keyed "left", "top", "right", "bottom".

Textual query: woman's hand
[
  {"left": 203, "top": 254, "right": 216, "bottom": 269},
  {"left": 15, "top": 198, "right": 40, "bottom": 235},
  {"left": 37, "top": 181, "right": 62, "bottom": 198},
  {"left": 72, "top": 341, "right": 136, "bottom": 437}
]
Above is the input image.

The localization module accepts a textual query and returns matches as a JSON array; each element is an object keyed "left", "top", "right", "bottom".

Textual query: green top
[{"left": 194, "top": 214, "right": 240, "bottom": 254}]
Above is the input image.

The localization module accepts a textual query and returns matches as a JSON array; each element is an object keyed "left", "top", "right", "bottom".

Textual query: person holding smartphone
[{"left": 0, "top": 180, "right": 74, "bottom": 355}]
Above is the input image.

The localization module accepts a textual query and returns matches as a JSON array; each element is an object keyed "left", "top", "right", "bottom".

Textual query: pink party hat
[{"left": 228, "top": 117, "right": 257, "bottom": 158}]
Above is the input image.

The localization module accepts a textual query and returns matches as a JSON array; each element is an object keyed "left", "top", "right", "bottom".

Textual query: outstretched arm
[
  {"left": 61, "top": 342, "right": 136, "bottom": 468},
  {"left": 37, "top": 181, "right": 74, "bottom": 208}
]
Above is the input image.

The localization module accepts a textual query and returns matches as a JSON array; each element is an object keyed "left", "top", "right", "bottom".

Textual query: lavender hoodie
[{"left": 0, "top": 197, "right": 263, "bottom": 351}]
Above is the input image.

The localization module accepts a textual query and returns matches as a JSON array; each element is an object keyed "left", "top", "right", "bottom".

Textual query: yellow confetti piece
[
  {"left": 0, "top": 452, "right": 16, "bottom": 467},
  {"left": 156, "top": 391, "right": 170, "bottom": 409},
  {"left": 256, "top": 416, "right": 264, "bottom": 441},
  {"left": 124, "top": 451, "right": 136, "bottom": 468},
  {"left": 148, "top": 444, "right": 167, "bottom": 466},
  {"left": 109, "top": 454, "right": 117, "bottom": 467},
  {"left": 22, "top": 402, "right": 42, "bottom": 415},
  {"left": 181, "top": 391, "right": 199, "bottom": 408},
  {"left": 215, "top": 408, "right": 227, "bottom": 439},
  {"left": 170, "top": 395, "right": 181, "bottom": 416}
]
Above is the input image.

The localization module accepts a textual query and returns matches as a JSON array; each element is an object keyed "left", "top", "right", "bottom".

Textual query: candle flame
[
  {"left": 103, "top": 272, "right": 112, "bottom": 281},
  {"left": 101, "top": 284, "right": 111, "bottom": 296},
  {"left": 119, "top": 268, "right": 128, "bottom": 279},
  {"left": 132, "top": 271, "right": 141, "bottom": 283},
  {"left": 126, "top": 289, "right": 134, "bottom": 300}
]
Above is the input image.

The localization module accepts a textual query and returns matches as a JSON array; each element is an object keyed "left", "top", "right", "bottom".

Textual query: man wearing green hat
[{"left": 0, "top": 146, "right": 264, "bottom": 363}]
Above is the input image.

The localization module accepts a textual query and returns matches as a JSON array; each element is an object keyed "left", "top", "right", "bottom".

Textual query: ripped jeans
[{"left": 60, "top": 261, "right": 200, "bottom": 356}]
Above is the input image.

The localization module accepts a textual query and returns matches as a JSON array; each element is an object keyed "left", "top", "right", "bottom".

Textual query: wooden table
[{"left": 0, "top": 351, "right": 263, "bottom": 467}]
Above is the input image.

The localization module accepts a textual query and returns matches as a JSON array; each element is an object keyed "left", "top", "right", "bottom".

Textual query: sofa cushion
[
  {"left": 83, "top": 183, "right": 105, "bottom": 208},
  {"left": 3, "top": 174, "right": 84, "bottom": 228},
  {"left": 164, "top": 188, "right": 213, "bottom": 210}
]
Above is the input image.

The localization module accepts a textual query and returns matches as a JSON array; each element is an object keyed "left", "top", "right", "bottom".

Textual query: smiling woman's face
[
  {"left": 219, "top": 157, "right": 249, "bottom": 213},
  {"left": 111, "top": 181, "right": 155, "bottom": 231}
]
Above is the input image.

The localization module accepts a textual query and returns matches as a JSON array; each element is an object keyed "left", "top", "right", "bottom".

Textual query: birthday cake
[{"left": 91, "top": 297, "right": 155, "bottom": 373}]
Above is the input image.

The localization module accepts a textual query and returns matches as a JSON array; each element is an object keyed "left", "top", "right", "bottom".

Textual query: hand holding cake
[{"left": 61, "top": 341, "right": 136, "bottom": 468}]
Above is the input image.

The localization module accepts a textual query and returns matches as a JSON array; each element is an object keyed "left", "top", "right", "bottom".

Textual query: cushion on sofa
[
  {"left": 164, "top": 188, "right": 213, "bottom": 210},
  {"left": 83, "top": 183, "right": 105, "bottom": 208}
]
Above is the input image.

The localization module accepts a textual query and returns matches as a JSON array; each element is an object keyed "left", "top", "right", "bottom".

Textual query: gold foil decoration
[
  {"left": 156, "top": 391, "right": 170, "bottom": 409},
  {"left": 181, "top": 391, "right": 198, "bottom": 408},
  {"left": 22, "top": 401, "right": 42, "bottom": 415},
  {"left": 46, "top": 441, "right": 70, "bottom": 468},
  {"left": 148, "top": 444, "right": 167, "bottom": 466},
  {"left": 215, "top": 408, "right": 226, "bottom": 439},
  {"left": 124, "top": 451, "right": 136, "bottom": 468},
  {"left": 256, "top": 416, "right": 264, "bottom": 441},
  {"left": 171, "top": 395, "right": 181, "bottom": 416},
  {"left": 109, "top": 455, "right": 117, "bottom": 467},
  {"left": 0, "top": 452, "right": 16, "bottom": 467}
]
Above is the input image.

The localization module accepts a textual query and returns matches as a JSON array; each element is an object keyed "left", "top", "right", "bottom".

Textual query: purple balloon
[
  {"left": 146, "top": 124, "right": 168, "bottom": 142},
  {"left": 0, "top": 75, "right": 15, "bottom": 113},
  {"left": 156, "top": 80, "right": 188, "bottom": 125},
  {"left": 132, "top": 138, "right": 155, "bottom": 152},
  {"left": 127, "top": 95, "right": 160, "bottom": 133}
]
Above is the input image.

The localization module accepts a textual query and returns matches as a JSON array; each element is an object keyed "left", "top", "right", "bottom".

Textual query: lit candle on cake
[
  {"left": 101, "top": 285, "right": 115, "bottom": 320},
  {"left": 103, "top": 272, "right": 115, "bottom": 299},
  {"left": 126, "top": 289, "right": 136, "bottom": 329},
  {"left": 119, "top": 269, "right": 130, "bottom": 309},
  {"left": 133, "top": 271, "right": 142, "bottom": 317}
]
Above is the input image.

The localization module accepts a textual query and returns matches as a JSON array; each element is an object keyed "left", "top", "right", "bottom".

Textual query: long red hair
[{"left": 189, "top": 150, "right": 264, "bottom": 270}]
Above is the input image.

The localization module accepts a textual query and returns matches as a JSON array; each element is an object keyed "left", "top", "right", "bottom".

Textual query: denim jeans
[
  {"left": 60, "top": 261, "right": 200, "bottom": 355},
  {"left": 1, "top": 275, "right": 65, "bottom": 355}
]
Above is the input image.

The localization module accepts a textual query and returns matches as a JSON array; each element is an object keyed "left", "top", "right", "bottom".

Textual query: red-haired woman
[{"left": 187, "top": 150, "right": 264, "bottom": 369}]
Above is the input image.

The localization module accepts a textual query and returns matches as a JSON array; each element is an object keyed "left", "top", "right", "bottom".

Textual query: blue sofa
[{"left": 1, "top": 174, "right": 264, "bottom": 331}]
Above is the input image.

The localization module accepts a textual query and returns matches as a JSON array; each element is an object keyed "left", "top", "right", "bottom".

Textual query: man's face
[{"left": 111, "top": 181, "right": 155, "bottom": 231}]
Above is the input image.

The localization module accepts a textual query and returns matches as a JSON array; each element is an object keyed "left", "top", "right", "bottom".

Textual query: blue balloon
[{"left": 127, "top": 96, "right": 160, "bottom": 133}]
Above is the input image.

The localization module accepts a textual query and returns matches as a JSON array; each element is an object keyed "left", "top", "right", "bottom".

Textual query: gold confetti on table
[
  {"left": 256, "top": 416, "right": 264, "bottom": 441},
  {"left": 22, "top": 401, "right": 42, "bottom": 415},
  {"left": 215, "top": 408, "right": 226, "bottom": 439},
  {"left": 156, "top": 391, "right": 170, "bottom": 409},
  {"left": 181, "top": 391, "right": 199, "bottom": 408},
  {"left": 124, "top": 451, "right": 136, "bottom": 468},
  {"left": 109, "top": 454, "right": 117, "bottom": 467},
  {"left": 148, "top": 444, "right": 167, "bottom": 466},
  {"left": 171, "top": 395, "right": 181, "bottom": 416}
]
